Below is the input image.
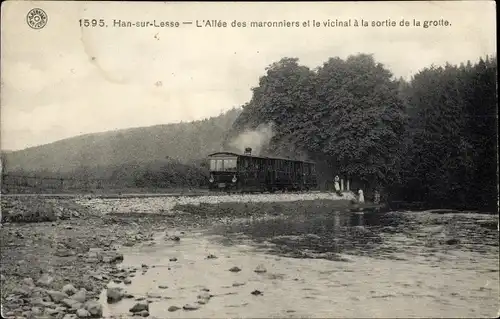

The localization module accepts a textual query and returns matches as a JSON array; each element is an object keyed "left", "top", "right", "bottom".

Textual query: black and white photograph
[{"left": 1, "top": 1, "right": 498, "bottom": 318}]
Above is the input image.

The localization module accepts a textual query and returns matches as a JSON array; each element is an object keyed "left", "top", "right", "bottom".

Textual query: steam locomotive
[{"left": 207, "top": 148, "right": 318, "bottom": 193}]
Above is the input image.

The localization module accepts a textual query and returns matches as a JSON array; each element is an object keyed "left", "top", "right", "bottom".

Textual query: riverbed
[{"left": 97, "top": 208, "right": 499, "bottom": 318}]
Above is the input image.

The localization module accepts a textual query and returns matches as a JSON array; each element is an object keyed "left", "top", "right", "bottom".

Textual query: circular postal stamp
[{"left": 26, "top": 8, "right": 48, "bottom": 29}]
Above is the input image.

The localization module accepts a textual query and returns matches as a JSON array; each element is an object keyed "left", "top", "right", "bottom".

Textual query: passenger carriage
[{"left": 207, "top": 148, "right": 318, "bottom": 193}]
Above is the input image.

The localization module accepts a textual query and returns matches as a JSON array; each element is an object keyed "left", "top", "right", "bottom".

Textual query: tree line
[{"left": 224, "top": 54, "right": 497, "bottom": 211}]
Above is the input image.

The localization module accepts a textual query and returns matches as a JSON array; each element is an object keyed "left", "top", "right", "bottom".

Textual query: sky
[{"left": 1, "top": 1, "right": 496, "bottom": 151}]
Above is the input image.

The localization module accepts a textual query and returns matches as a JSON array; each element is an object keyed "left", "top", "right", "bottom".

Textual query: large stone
[
  {"left": 129, "top": 301, "right": 149, "bottom": 313},
  {"left": 101, "top": 251, "right": 124, "bottom": 263},
  {"left": 71, "top": 289, "right": 87, "bottom": 303},
  {"left": 76, "top": 308, "right": 91, "bottom": 318},
  {"left": 22, "top": 277, "right": 35, "bottom": 287},
  {"left": 106, "top": 287, "right": 123, "bottom": 303},
  {"left": 31, "top": 307, "right": 43, "bottom": 316},
  {"left": 47, "top": 290, "right": 68, "bottom": 302},
  {"left": 12, "top": 287, "right": 30, "bottom": 297},
  {"left": 37, "top": 274, "right": 54, "bottom": 287},
  {"left": 86, "top": 248, "right": 123, "bottom": 263},
  {"left": 30, "top": 297, "right": 46, "bottom": 307},
  {"left": 62, "top": 284, "right": 78, "bottom": 296},
  {"left": 83, "top": 300, "right": 103, "bottom": 317},
  {"left": 61, "top": 298, "right": 82, "bottom": 309},
  {"left": 44, "top": 308, "right": 60, "bottom": 316}
]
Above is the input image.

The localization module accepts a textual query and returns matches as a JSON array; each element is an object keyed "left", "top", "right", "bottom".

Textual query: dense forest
[
  {"left": 223, "top": 54, "right": 497, "bottom": 210},
  {"left": 2, "top": 53, "right": 497, "bottom": 210}
]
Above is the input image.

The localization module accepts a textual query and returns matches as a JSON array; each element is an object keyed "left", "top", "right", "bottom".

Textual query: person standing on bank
[
  {"left": 334, "top": 175, "right": 342, "bottom": 196},
  {"left": 358, "top": 189, "right": 365, "bottom": 203}
]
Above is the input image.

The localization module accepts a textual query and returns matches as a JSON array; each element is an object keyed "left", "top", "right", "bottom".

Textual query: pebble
[
  {"left": 158, "top": 285, "right": 168, "bottom": 289},
  {"left": 168, "top": 306, "right": 181, "bottom": 312},
  {"left": 445, "top": 238, "right": 460, "bottom": 245},
  {"left": 232, "top": 282, "right": 245, "bottom": 287},
  {"left": 124, "top": 278, "right": 132, "bottom": 284},
  {"left": 229, "top": 266, "right": 241, "bottom": 272},
  {"left": 183, "top": 304, "right": 200, "bottom": 311},
  {"left": 251, "top": 290, "right": 263, "bottom": 296},
  {"left": 130, "top": 301, "right": 149, "bottom": 313},
  {"left": 169, "top": 257, "right": 178, "bottom": 262},
  {"left": 254, "top": 264, "right": 267, "bottom": 273}
]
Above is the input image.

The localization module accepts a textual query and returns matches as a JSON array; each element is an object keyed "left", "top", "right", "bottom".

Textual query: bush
[{"left": 1, "top": 197, "right": 70, "bottom": 223}]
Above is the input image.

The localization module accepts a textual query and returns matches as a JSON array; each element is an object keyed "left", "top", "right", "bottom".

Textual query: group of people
[{"left": 333, "top": 175, "right": 381, "bottom": 204}]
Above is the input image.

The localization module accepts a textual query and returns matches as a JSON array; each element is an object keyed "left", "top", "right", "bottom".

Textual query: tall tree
[{"left": 314, "top": 54, "right": 407, "bottom": 189}]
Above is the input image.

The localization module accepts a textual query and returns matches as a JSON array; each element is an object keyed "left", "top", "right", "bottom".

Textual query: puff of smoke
[{"left": 228, "top": 123, "right": 275, "bottom": 156}]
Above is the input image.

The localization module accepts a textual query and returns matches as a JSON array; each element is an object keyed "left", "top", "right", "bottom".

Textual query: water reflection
[{"left": 210, "top": 210, "right": 403, "bottom": 259}]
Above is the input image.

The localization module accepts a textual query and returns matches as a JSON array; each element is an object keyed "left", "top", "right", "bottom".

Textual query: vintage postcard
[{"left": 1, "top": 1, "right": 498, "bottom": 318}]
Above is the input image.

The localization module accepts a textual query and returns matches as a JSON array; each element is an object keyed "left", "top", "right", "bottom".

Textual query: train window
[
  {"left": 223, "top": 159, "right": 237, "bottom": 171},
  {"left": 209, "top": 159, "right": 228, "bottom": 171},
  {"left": 209, "top": 159, "right": 218, "bottom": 171}
]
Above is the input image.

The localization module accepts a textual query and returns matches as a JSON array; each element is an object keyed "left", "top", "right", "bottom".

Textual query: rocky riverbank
[
  {"left": 0, "top": 196, "right": 211, "bottom": 319},
  {"left": 1, "top": 195, "right": 498, "bottom": 318}
]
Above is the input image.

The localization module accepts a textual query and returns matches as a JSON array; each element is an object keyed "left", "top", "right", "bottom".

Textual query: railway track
[{"left": 2, "top": 190, "right": 326, "bottom": 199}]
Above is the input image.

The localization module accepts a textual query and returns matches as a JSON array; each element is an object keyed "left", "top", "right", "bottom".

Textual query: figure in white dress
[
  {"left": 358, "top": 189, "right": 365, "bottom": 203},
  {"left": 334, "top": 175, "right": 342, "bottom": 196}
]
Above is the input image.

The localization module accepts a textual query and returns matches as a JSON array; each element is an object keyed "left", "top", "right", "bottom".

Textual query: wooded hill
[
  {"left": 2, "top": 54, "right": 497, "bottom": 210},
  {"left": 2, "top": 109, "right": 240, "bottom": 189}
]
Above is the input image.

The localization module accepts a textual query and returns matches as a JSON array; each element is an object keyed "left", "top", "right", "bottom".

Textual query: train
[{"left": 207, "top": 148, "right": 318, "bottom": 193}]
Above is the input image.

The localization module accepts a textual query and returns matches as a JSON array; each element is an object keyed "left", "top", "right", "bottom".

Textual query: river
[{"left": 97, "top": 208, "right": 499, "bottom": 318}]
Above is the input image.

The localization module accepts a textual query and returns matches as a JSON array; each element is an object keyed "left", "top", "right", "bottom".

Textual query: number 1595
[{"left": 79, "top": 19, "right": 106, "bottom": 27}]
